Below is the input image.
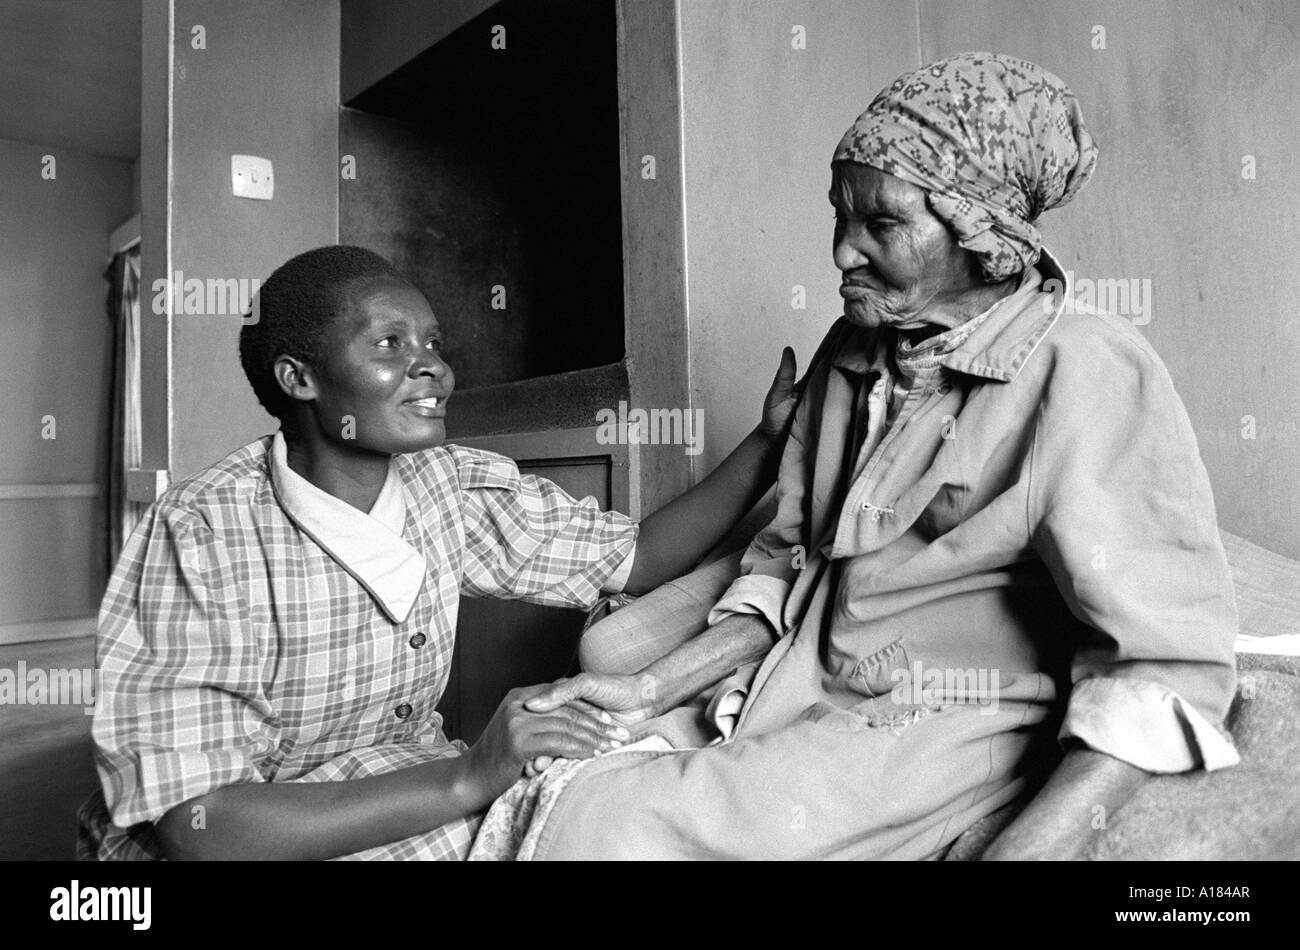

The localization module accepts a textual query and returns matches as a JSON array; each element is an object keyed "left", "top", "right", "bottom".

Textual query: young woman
[{"left": 78, "top": 245, "right": 799, "bottom": 860}]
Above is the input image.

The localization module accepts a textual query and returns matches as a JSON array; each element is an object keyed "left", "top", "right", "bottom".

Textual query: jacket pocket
[{"left": 847, "top": 637, "right": 912, "bottom": 699}]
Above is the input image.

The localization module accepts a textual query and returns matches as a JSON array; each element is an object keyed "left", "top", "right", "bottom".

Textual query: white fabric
[
  {"left": 602, "top": 541, "right": 636, "bottom": 594},
  {"left": 1061, "top": 677, "right": 1240, "bottom": 773},
  {"left": 1235, "top": 634, "right": 1300, "bottom": 656},
  {"left": 268, "top": 432, "right": 427, "bottom": 624}
]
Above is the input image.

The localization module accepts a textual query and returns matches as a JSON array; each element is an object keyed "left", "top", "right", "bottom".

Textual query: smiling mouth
[{"left": 403, "top": 396, "right": 447, "bottom": 418}]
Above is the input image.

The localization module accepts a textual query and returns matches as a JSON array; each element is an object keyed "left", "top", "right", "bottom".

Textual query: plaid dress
[{"left": 78, "top": 434, "right": 637, "bottom": 860}]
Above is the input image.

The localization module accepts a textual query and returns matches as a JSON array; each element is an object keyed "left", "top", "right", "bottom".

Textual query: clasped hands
[
  {"left": 461, "top": 673, "right": 659, "bottom": 800},
  {"left": 521, "top": 672, "right": 658, "bottom": 777}
]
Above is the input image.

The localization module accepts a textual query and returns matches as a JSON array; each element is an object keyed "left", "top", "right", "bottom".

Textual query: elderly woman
[{"left": 508, "top": 52, "right": 1239, "bottom": 860}]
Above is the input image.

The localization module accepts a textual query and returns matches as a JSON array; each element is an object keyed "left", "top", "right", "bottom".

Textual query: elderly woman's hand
[
  {"left": 759, "top": 346, "right": 801, "bottom": 445},
  {"left": 524, "top": 672, "right": 656, "bottom": 726}
]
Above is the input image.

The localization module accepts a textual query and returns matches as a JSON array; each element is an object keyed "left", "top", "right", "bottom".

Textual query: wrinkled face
[
  {"left": 307, "top": 278, "right": 455, "bottom": 454},
  {"left": 831, "top": 161, "right": 984, "bottom": 330}
]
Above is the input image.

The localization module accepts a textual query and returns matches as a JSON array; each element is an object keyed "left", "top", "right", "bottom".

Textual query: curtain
[{"left": 105, "top": 246, "right": 143, "bottom": 564}]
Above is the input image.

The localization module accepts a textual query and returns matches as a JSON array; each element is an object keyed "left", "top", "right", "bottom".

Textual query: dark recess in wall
[{"left": 342, "top": 0, "right": 624, "bottom": 391}]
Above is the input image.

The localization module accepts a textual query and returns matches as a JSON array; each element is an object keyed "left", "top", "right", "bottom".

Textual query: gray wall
[
  {"left": 0, "top": 137, "right": 132, "bottom": 627},
  {"left": 141, "top": 0, "right": 341, "bottom": 480},
  {"left": 679, "top": 0, "right": 1300, "bottom": 558}
]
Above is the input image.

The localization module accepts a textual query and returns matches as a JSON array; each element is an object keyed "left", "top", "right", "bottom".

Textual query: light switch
[{"left": 231, "top": 155, "right": 274, "bottom": 200}]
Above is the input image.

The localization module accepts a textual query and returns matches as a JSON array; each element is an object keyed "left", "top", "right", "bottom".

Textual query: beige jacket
[{"left": 711, "top": 249, "right": 1239, "bottom": 773}]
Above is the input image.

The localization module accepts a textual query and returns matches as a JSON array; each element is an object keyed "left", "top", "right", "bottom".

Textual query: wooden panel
[
  {"left": 616, "top": 0, "right": 694, "bottom": 513},
  {"left": 449, "top": 427, "right": 632, "bottom": 514},
  {"left": 450, "top": 598, "right": 592, "bottom": 744},
  {"left": 443, "top": 364, "right": 630, "bottom": 441},
  {"left": 137, "top": 0, "right": 171, "bottom": 475}
]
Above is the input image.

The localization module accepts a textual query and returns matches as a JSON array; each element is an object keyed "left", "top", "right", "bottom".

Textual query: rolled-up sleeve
[
  {"left": 93, "top": 508, "right": 280, "bottom": 830},
  {"left": 1028, "top": 318, "right": 1239, "bottom": 773},
  {"left": 454, "top": 447, "right": 638, "bottom": 609},
  {"left": 707, "top": 496, "right": 801, "bottom": 635}
]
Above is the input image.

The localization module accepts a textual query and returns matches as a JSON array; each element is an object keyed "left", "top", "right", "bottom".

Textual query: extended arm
[
  {"left": 155, "top": 753, "right": 484, "bottom": 861},
  {"left": 623, "top": 348, "right": 800, "bottom": 595},
  {"left": 625, "top": 429, "right": 782, "bottom": 595},
  {"left": 152, "top": 685, "right": 628, "bottom": 860},
  {"left": 525, "top": 612, "right": 775, "bottom": 725}
]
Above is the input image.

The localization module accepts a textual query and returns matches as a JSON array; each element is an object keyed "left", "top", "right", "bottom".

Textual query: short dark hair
[{"left": 239, "top": 245, "right": 405, "bottom": 423}]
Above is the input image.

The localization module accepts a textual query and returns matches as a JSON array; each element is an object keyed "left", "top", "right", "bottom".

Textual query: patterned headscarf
[{"left": 834, "top": 52, "right": 1098, "bottom": 280}]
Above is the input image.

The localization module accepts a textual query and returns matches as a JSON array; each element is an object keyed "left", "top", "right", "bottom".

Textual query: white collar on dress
[{"left": 268, "top": 431, "right": 426, "bottom": 624}]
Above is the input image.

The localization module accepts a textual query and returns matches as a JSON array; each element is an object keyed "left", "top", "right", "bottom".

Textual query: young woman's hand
[
  {"left": 461, "top": 685, "right": 630, "bottom": 803},
  {"left": 759, "top": 346, "right": 802, "bottom": 445}
]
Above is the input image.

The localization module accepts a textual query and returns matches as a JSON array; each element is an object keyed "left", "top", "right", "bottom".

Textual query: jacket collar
[
  {"left": 941, "top": 246, "right": 1067, "bottom": 382},
  {"left": 830, "top": 247, "right": 1068, "bottom": 383},
  {"left": 268, "top": 431, "right": 426, "bottom": 624}
]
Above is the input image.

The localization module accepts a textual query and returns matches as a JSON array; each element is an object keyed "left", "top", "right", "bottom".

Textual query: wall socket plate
[{"left": 231, "top": 155, "right": 274, "bottom": 200}]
